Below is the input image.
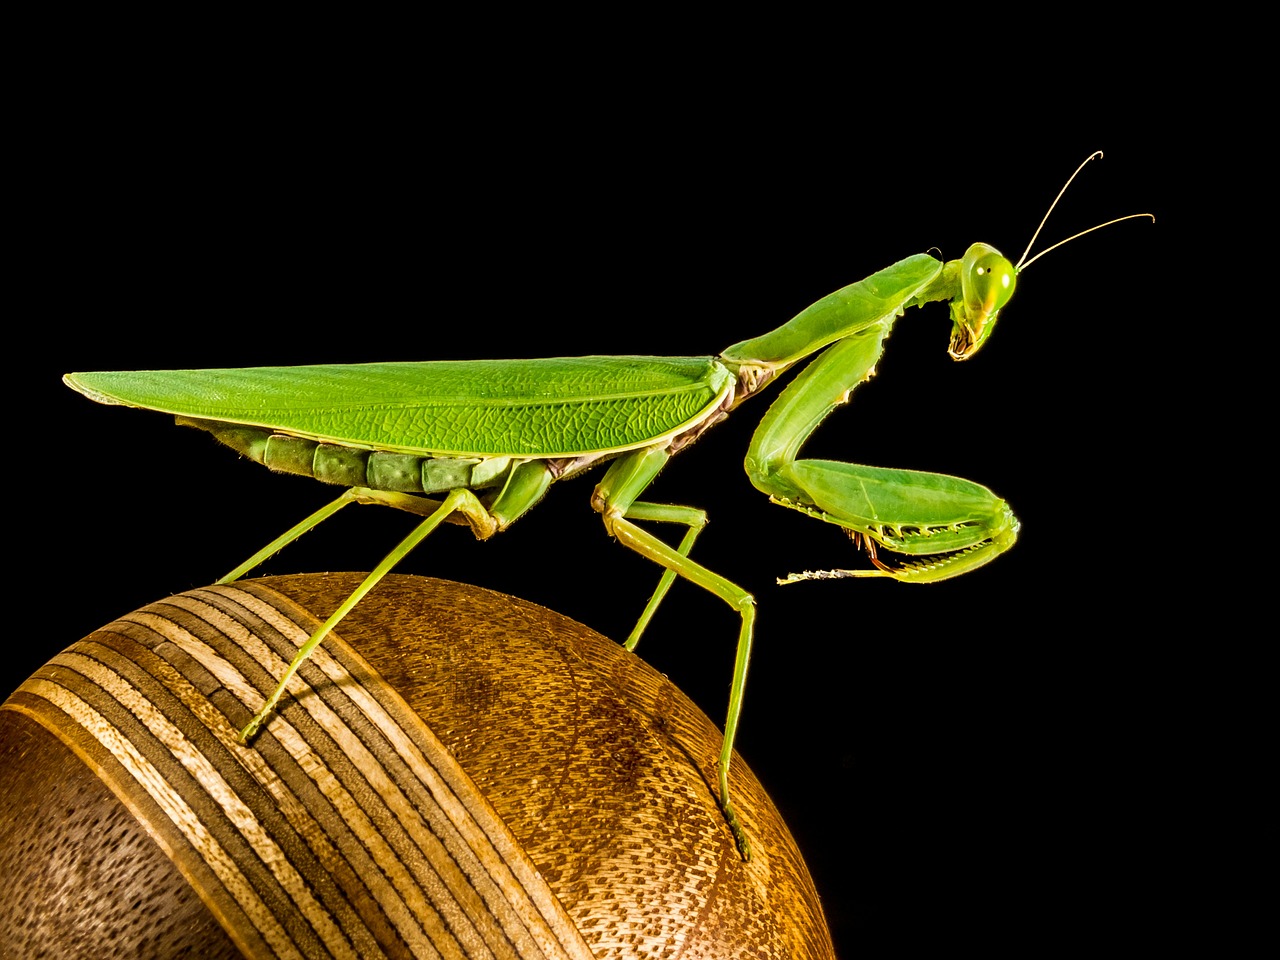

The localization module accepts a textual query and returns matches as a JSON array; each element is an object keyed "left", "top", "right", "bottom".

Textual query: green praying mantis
[{"left": 64, "top": 152, "right": 1150, "bottom": 860}]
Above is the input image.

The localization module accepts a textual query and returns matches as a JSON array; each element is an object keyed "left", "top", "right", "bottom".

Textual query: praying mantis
[{"left": 63, "top": 152, "right": 1150, "bottom": 861}]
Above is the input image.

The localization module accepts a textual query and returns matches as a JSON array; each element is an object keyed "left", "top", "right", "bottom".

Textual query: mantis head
[
  {"left": 947, "top": 242, "right": 1016, "bottom": 361},
  {"left": 946, "top": 151, "right": 1154, "bottom": 363}
]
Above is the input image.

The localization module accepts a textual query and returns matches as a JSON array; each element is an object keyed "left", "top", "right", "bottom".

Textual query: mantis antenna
[{"left": 1016, "top": 150, "right": 1154, "bottom": 271}]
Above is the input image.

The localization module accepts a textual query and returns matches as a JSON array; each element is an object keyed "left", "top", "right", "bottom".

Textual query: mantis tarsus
[{"left": 64, "top": 152, "right": 1150, "bottom": 860}]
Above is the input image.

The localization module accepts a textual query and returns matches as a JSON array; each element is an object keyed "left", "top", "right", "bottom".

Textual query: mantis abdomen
[{"left": 177, "top": 416, "right": 512, "bottom": 495}]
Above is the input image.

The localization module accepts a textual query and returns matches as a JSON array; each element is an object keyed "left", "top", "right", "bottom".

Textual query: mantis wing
[{"left": 65, "top": 356, "right": 735, "bottom": 459}]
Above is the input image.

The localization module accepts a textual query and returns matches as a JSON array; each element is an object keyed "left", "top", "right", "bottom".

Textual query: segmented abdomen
[{"left": 178, "top": 417, "right": 510, "bottom": 494}]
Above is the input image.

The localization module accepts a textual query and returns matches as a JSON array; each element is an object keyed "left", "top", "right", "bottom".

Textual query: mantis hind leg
[
  {"left": 218, "top": 487, "right": 482, "bottom": 585},
  {"left": 237, "top": 487, "right": 500, "bottom": 740},
  {"left": 219, "top": 489, "right": 359, "bottom": 584},
  {"left": 237, "top": 462, "right": 554, "bottom": 741},
  {"left": 594, "top": 448, "right": 756, "bottom": 860}
]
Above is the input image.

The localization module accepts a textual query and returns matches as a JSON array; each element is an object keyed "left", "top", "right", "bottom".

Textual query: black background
[{"left": 15, "top": 30, "right": 1252, "bottom": 957}]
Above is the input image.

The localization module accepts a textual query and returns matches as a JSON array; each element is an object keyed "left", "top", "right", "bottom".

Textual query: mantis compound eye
[{"left": 968, "top": 250, "right": 1017, "bottom": 314}]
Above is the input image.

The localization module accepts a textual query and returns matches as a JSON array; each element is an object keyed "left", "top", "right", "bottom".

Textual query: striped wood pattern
[{"left": 0, "top": 574, "right": 835, "bottom": 959}]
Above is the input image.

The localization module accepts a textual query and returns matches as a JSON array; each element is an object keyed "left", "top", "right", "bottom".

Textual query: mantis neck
[{"left": 719, "top": 254, "right": 962, "bottom": 409}]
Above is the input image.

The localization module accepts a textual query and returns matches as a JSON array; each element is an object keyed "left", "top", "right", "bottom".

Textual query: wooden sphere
[{"left": 1, "top": 574, "right": 835, "bottom": 959}]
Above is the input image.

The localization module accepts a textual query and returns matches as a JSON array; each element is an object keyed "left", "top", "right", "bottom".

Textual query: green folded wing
[{"left": 65, "top": 357, "right": 733, "bottom": 458}]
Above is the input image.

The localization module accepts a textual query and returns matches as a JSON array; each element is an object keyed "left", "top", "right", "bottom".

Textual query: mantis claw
[
  {"left": 769, "top": 460, "right": 1020, "bottom": 584},
  {"left": 779, "top": 527, "right": 1017, "bottom": 585}
]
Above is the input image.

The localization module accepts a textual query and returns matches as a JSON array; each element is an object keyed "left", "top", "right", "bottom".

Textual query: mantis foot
[
  {"left": 238, "top": 718, "right": 262, "bottom": 743},
  {"left": 238, "top": 701, "right": 276, "bottom": 743},
  {"left": 723, "top": 798, "right": 752, "bottom": 861}
]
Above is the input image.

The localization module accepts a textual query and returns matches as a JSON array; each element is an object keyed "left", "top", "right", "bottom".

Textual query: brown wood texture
[{"left": 1, "top": 574, "right": 835, "bottom": 959}]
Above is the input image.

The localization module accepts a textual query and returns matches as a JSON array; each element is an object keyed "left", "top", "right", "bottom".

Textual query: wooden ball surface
[{"left": 1, "top": 574, "right": 835, "bottom": 959}]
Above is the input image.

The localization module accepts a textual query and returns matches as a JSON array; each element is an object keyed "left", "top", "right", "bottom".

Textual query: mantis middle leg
[{"left": 593, "top": 446, "right": 756, "bottom": 860}]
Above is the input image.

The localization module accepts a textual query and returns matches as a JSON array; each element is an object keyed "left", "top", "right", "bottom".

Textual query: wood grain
[{"left": 1, "top": 574, "right": 835, "bottom": 959}]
